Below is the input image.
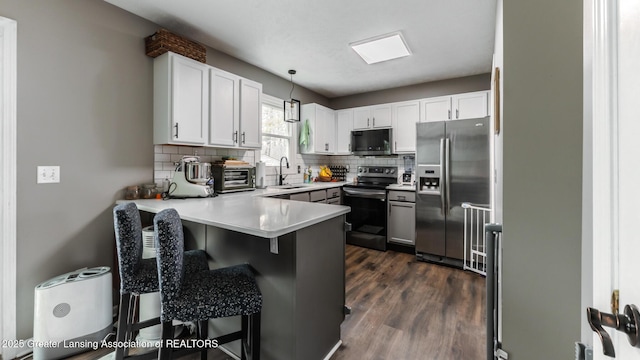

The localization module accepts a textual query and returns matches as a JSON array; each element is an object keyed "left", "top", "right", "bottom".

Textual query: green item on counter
[{"left": 299, "top": 119, "right": 310, "bottom": 147}]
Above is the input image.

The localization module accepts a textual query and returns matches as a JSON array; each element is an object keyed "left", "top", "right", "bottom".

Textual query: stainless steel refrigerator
[{"left": 415, "top": 117, "right": 490, "bottom": 267}]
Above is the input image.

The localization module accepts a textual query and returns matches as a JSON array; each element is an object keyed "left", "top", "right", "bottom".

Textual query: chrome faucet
[{"left": 279, "top": 156, "right": 289, "bottom": 185}]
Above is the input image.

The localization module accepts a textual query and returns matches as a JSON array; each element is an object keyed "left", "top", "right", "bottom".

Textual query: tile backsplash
[
  {"left": 153, "top": 145, "right": 257, "bottom": 187},
  {"left": 154, "top": 145, "right": 415, "bottom": 189}
]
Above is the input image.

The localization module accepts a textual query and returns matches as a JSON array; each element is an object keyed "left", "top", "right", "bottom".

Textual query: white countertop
[{"left": 122, "top": 182, "right": 350, "bottom": 239}]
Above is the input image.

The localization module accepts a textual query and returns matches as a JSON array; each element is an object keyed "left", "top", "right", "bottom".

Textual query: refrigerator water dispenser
[{"left": 417, "top": 165, "right": 441, "bottom": 193}]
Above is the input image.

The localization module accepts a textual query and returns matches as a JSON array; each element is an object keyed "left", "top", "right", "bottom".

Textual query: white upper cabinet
[
  {"left": 154, "top": 52, "right": 209, "bottom": 145},
  {"left": 353, "top": 104, "right": 392, "bottom": 129},
  {"left": 209, "top": 68, "right": 239, "bottom": 147},
  {"left": 300, "top": 103, "right": 336, "bottom": 154},
  {"left": 421, "top": 96, "right": 452, "bottom": 122},
  {"left": 154, "top": 51, "right": 262, "bottom": 149},
  {"left": 239, "top": 78, "right": 262, "bottom": 148},
  {"left": 209, "top": 70, "right": 262, "bottom": 149},
  {"left": 451, "top": 91, "right": 488, "bottom": 120},
  {"left": 335, "top": 109, "right": 354, "bottom": 154},
  {"left": 421, "top": 91, "right": 489, "bottom": 122},
  {"left": 392, "top": 100, "right": 420, "bottom": 153}
]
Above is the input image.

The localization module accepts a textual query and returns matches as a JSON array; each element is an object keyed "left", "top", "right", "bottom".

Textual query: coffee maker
[{"left": 169, "top": 157, "right": 215, "bottom": 198}]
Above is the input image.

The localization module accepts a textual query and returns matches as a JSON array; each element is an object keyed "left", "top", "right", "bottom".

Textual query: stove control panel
[{"left": 356, "top": 166, "right": 397, "bottom": 178}]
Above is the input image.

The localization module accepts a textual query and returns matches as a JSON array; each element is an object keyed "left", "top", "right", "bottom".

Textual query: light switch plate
[{"left": 37, "top": 166, "right": 60, "bottom": 184}]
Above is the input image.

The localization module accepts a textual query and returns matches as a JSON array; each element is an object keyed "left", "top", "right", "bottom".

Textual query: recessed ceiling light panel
[{"left": 350, "top": 32, "right": 411, "bottom": 65}]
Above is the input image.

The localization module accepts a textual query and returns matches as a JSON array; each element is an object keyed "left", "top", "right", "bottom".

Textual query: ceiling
[{"left": 105, "top": 0, "right": 497, "bottom": 98}]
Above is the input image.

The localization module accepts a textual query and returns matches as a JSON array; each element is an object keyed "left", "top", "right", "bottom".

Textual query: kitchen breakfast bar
[{"left": 124, "top": 191, "right": 350, "bottom": 360}]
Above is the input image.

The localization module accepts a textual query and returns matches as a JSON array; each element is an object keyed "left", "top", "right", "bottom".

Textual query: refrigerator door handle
[
  {"left": 445, "top": 138, "right": 451, "bottom": 215},
  {"left": 440, "top": 138, "right": 446, "bottom": 216}
]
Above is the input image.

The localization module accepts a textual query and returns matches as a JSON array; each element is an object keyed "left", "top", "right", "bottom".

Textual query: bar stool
[
  {"left": 154, "top": 208, "right": 262, "bottom": 360},
  {"left": 113, "top": 202, "right": 209, "bottom": 360}
]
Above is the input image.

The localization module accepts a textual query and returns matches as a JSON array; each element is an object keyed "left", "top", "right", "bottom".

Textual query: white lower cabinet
[
  {"left": 285, "top": 187, "right": 341, "bottom": 204},
  {"left": 387, "top": 190, "right": 416, "bottom": 246},
  {"left": 310, "top": 190, "right": 327, "bottom": 203},
  {"left": 289, "top": 192, "right": 310, "bottom": 202},
  {"left": 326, "top": 187, "right": 341, "bottom": 204}
]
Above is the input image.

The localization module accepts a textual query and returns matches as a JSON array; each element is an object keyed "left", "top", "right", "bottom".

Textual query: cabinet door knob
[
  {"left": 174, "top": 123, "right": 179, "bottom": 138},
  {"left": 242, "top": 132, "right": 246, "bottom": 144},
  {"left": 233, "top": 131, "right": 238, "bottom": 143},
  {"left": 448, "top": 110, "right": 451, "bottom": 120}
]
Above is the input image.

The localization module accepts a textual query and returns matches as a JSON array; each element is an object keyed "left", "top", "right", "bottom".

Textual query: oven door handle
[{"left": 343, "top": 188, "right": 386, "bottom": 200}]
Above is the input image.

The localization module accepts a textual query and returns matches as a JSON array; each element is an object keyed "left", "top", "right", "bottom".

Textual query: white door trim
[
  {"left": 583, "top": 0, "right": 619, "bottom": 357},
  {"left": 0, "top": 16, "right": 17, "bottom": 360}
]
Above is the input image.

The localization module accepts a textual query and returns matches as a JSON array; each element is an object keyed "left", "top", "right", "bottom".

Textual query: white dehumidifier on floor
[{"left": 33, "top": 266, "right": 113, "bottom": 360}]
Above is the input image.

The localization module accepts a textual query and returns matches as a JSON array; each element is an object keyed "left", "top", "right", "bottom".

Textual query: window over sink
[{"left": 261, "top": 94, "right": 295, "bottom": 167}]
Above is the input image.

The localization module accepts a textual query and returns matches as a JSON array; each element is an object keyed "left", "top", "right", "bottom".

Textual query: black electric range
[{"left": 343, "top": 166, "right": 398, "bottom": 251}]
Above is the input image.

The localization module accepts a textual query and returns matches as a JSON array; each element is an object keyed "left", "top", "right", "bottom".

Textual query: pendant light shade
[{"left": 284, "top": 70, "right": 300, "bottom": 123}]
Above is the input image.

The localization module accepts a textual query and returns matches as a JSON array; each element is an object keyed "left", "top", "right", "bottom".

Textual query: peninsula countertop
[{"left": 121, "top": 182, "right": 350, "bottom": 239}]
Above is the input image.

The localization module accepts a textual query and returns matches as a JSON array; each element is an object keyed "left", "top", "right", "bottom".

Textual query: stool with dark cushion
[
  {"left": 154, "top": 208, "right": 262, "bottom": 360},
  {"left": 113, "top": 202, "right": 209, "bottom": 360}
]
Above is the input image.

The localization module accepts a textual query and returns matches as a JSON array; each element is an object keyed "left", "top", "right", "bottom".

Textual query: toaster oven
[{"left": 211, "top": 166, "right": 256, "bottom": 193}]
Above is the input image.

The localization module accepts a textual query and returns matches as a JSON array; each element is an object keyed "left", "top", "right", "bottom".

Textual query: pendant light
[{"left": 284, "top": 69, "right": 301, "bottom": 123}]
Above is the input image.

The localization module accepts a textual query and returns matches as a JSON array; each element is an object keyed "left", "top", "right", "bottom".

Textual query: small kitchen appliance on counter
[
  {"left": 168, "top": 156, "right": 215, "bottom": 198},
  {"left": 212, "top": 161, "right": 256, "bottom": 193},
  {"left": 402, "top": 155, "right": 415, "bottom": 185}
]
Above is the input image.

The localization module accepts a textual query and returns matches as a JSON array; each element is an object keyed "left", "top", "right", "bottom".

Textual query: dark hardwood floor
[
  {"left": 331, "top": 245, "right": 486, "bottom": 360},
  {"left": 59, "top": 245, "right": 485, "bottom": 360}
]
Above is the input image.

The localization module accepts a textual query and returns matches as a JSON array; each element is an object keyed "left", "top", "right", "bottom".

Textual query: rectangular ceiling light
[{"left": 350, "top": 32, "right": 411, "bottom": 65}]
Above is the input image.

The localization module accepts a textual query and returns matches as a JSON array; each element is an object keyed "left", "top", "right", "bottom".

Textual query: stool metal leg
[
  {"left": 159, "top": 321, "right": 175, "bottom": 360},
  {"left": 115, "top": 293, "right": 132, "bottom": 360},
  {"left": 241, "top": 312, "right": 261, "bottom": 360},
  {"left": 241, "top": 315, "right": 248, "bottom": 360},
  {"left": 199, "top": 320, "right": 208, "bottom": 360},
  {"left": 250, "top": 312, "right": 261, "bottom": 360}
]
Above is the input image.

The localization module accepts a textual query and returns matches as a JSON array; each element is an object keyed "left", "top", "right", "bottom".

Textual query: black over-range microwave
[{"left": 351, "top": 128, "right": 393, "bottom": 156}]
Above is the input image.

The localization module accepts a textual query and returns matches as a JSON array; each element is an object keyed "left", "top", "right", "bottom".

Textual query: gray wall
[
  {"left": 1, "top": 0, "right": 332, "bottom": 339},
  {"left": 330, "top": 73, "right": 490, "bottom": 109},
  {"left": 502, "top": 0, "right": 582, "bottom": 359},
  {"left": 4, "top": 0, "right": 157, "bottom": 340},
  {"left": 203, "top": 47, "right": 330, "bottom": 108}
]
